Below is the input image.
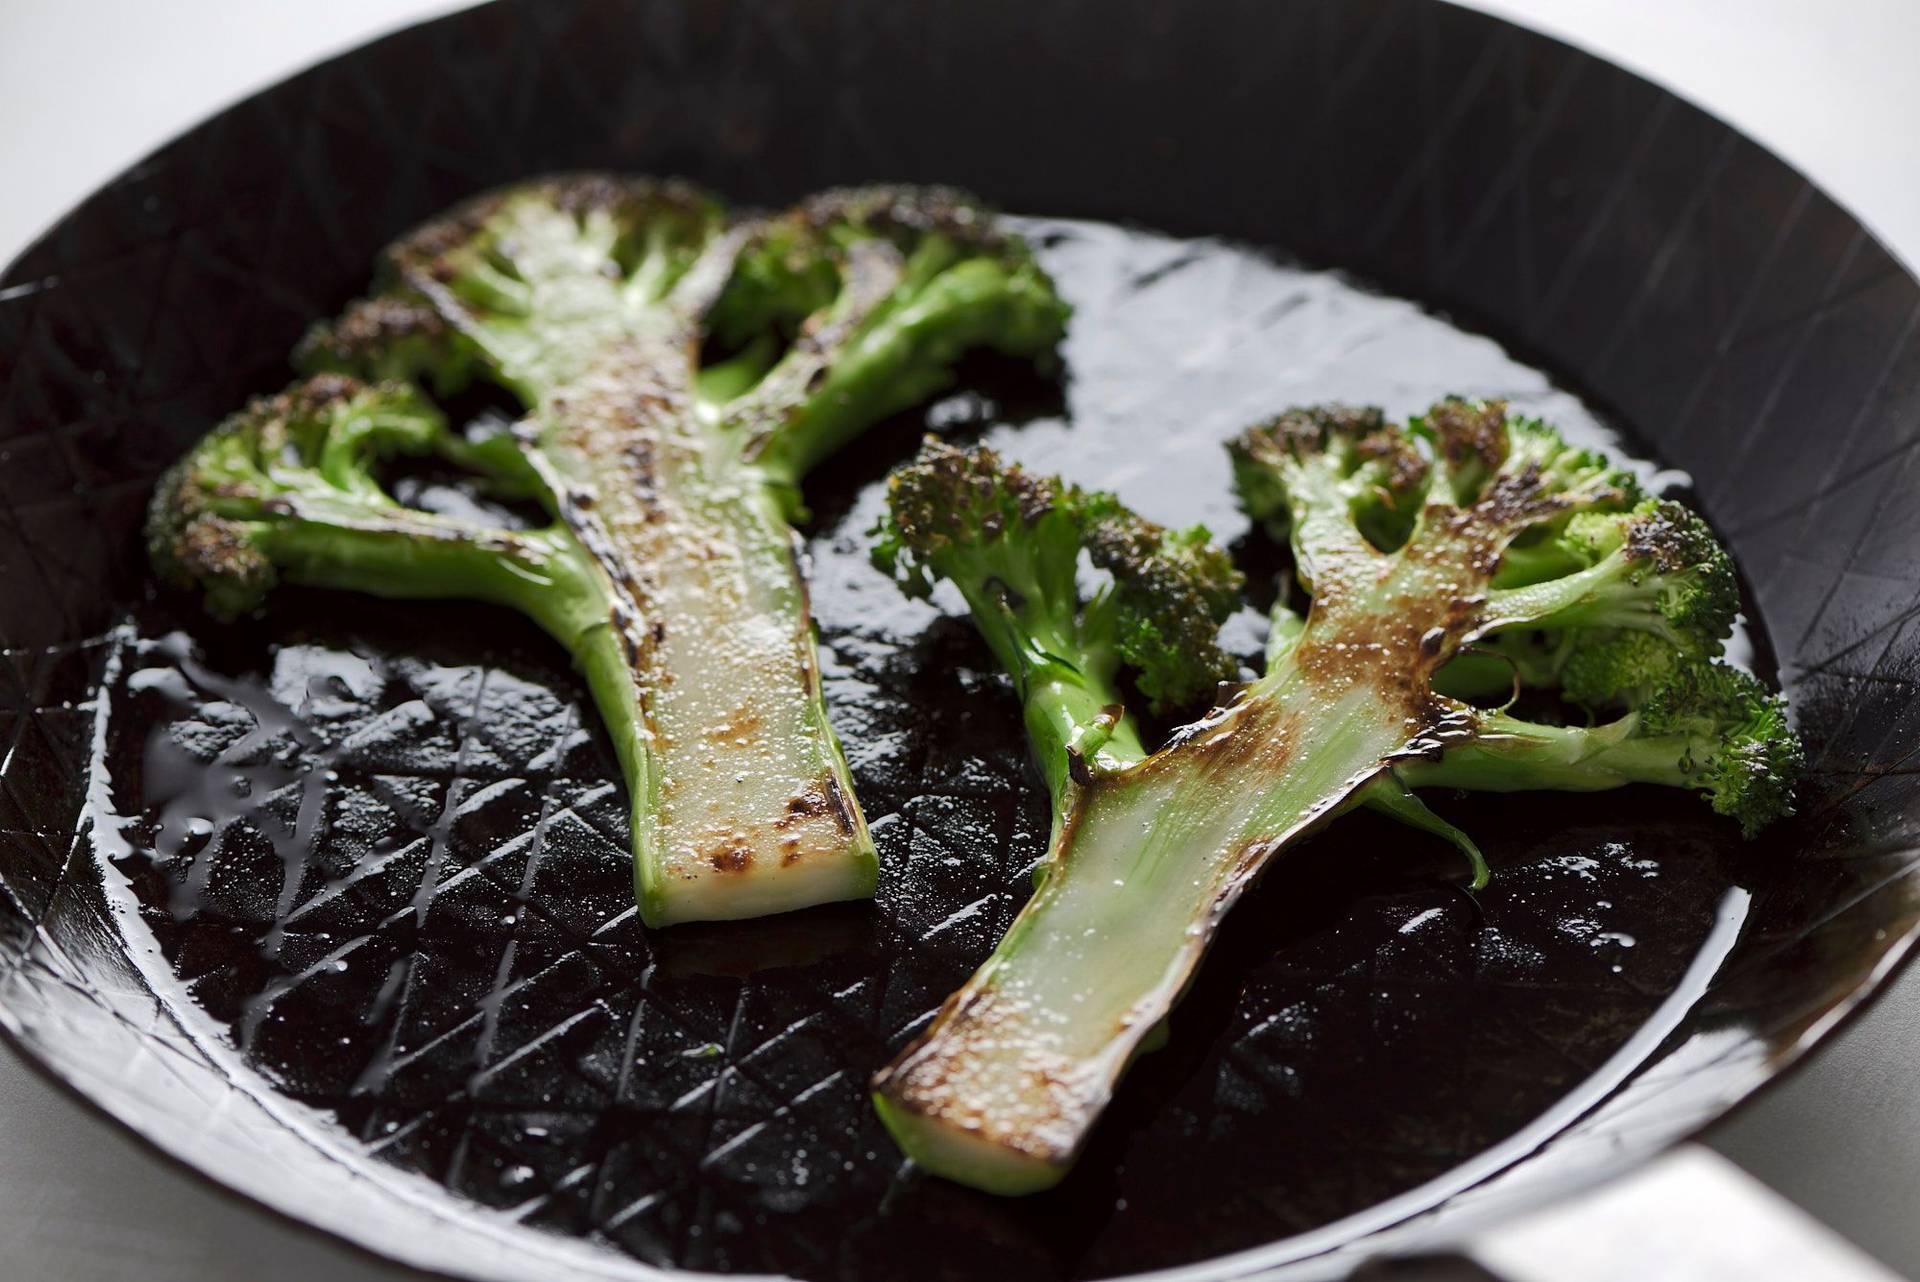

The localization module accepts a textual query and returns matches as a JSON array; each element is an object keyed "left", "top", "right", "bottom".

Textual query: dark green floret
[
  {"left": 874, "top": 437, "right": 1241, "bottom": 806},
  {"left": 145, "top": 375, "right": 544, "bottom": 621},
  {"left": 1640, "top": 659, "right": 1802, "bottom": 834}
]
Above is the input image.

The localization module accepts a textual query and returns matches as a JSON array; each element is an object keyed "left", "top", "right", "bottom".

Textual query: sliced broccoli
[
  {"left": 1261, "top": 595, "right": 1489, "bottom": 883},
  {"left": 870, "top": 399, "right": 1799, "bottom": 1195},
  {"left": 152, "top": 174, "right": 1069, "bottom": 927},
  {"left": 872, "top": 437, "right": 1241, "bottom": 810}
]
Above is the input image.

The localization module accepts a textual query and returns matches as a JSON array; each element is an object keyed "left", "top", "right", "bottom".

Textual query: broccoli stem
[
  {"left": 753, "top": 251, "right": 1061, "bottom": 489},
  {"left": 569, "top": 619, "right": 665, "bottom": 913},
  {"left": 874, "top": 670, "right": 1401, "bottom": 1195},
  {"left": 251, "top": 510, "right": 569, "bottom": 612},
  {"left": 1483, "top": 550, "right": 1665, "bottom": 635},
  {"left": 1395, "top": 710, "right": 1704, "bottom": 794},
  {"left": 1487, "top": 534, "right": 1587, "bottom": 588},
  {"left": 518, "top": 363, "right": 880, "bottom": 926},
  {"left": 1021, "top": 666, "right": 1149, "bottom": 805},
  {"left": 949, "top": 585, "right": 1149, "bottom": 816}
]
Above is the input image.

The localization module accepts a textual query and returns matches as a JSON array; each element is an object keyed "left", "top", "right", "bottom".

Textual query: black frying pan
[{"left": 1, "top": 2, "right": 1915, "bottom": 1280}]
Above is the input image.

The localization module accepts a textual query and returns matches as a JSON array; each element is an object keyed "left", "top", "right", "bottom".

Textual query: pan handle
[{"left": 1408, "top": 1145, "right": 1901, "bottom": 1282}]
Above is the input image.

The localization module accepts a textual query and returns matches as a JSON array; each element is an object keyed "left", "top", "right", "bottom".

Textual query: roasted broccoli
[
  {"left": 148, "top": 175, "right": 1069, "bottom": 927},
  {"left": 872, "top": 437, "right": 1241, "bottom": 811},
  {"left": 868, "top": 399, "right": 1800, "bottom": 1194}
]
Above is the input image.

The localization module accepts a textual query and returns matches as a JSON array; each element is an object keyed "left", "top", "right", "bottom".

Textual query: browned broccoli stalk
[
  {"left": 147, "top": 175, "right": 1069, "bottom": 926},
  {"left": 868, "top": 401, "right": 1800, "bottom": 1194}
]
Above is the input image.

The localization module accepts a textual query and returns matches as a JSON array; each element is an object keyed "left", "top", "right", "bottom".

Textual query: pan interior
[{"left": 90, "top": 218, "right": 1771, "bottom": 1281}]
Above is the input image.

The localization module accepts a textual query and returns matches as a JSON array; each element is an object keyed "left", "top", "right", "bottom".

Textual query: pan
[{"left": 0, "top": 1, "right": 1914, "bottom": 1278}]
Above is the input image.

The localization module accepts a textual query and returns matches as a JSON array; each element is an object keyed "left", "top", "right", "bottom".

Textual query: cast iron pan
[{"left": 2, "top": 1, "right": 1917, "bottom": 1279}]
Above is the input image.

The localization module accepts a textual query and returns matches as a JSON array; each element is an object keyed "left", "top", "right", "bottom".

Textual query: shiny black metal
[{"left": 0, "top": 3, "right": 1914, "bottom": 1280}]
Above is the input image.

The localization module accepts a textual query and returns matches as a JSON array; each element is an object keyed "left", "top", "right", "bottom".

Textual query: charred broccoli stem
[
  {"left": 150, "top": 175, "right": 1069, "bottom": 927},
  {"left": 1264, "top": 597, "right": 1491, "bottom": 887},
  {"left": 870, "top": 397, "right": 1799, "bottom": 1194}
]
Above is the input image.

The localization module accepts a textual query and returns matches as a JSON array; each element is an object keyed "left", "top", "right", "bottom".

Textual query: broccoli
[
  {"left": 1261, "top": 594, "right": 1493, "bottom": 887},
  {"left": 148, "top": 175, "right": 1069, "bottom": 927},
  {"left": 867, "top": 398, "right": 1800, "bottom": 1195},
  {"left": 872, "top": 437, "right": 1241, "bottom": 814}
]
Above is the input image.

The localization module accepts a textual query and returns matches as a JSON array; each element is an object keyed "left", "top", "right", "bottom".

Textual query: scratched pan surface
[{"left": 3, "top": 2, "right": 1919, "bottom": 1280}]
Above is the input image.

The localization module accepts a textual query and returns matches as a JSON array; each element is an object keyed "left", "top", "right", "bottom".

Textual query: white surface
[
  {"left": 1465, "top": 0, "right": 1920, "bottom": 265},
  {"left": 1476, "top": 1148, "right": 1902, "bottom": 1282},
  {"left": 3, "top": 1, "right": 1920, "bottom": 268},
  {"left": 0, "top": 0, "right": 471, "bottom": 258},
  {"left": 2, "top": 1, "right": 1920, "bottom": 1279}
]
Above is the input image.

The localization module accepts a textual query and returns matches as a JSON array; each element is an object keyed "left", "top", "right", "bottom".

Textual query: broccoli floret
[
  {"left": 148, "top": 375, "right": 569, "bottom": 621},
  {"left": 1559, "top": 627, "right": 1689, "bottom": 707},
  {"left": 870, "top": 398, "right": 1799, "bottom": 1196},
  {"left": 1230, "top": 403, "right": 1430, "bottom": 566},
  {"left": 1433, "top": 496, "right": 1740, "bottom": 709},
  {"left": 1083, "top": 500, "right": 1244, "bottom": 710},
  {"left": 1486, "top": 499, "right": 1738, "bottom": 652},
  {"left": 1641, "top": 660, "right": 1801, "bottom": 831},
  {"left": 154, "top": 174, "right": 1069, "bottom": 927},
  {"left": 873, "top": 437, "right": 1240, "bottom": 808}
]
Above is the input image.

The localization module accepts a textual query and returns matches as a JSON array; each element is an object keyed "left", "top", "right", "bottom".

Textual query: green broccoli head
[
  {"left": 295, "top": 294, "right": 475, "bottom": 394},
  {"left": 1558, "top": 628, "right": 1684, "bottom": 707},
  {"left": 1230, "top": 404, "right": 1430, "bottom": 558},
  {"left": 1502, "top": 413, "right": 1635, "bottom": 494},
  {"left": 1404, "top": 404, "right": 1765, "bottom": 803},
  {"left": 731, "top": 188, "right": 1070, "bottom": 488},
  {"left": 1417, "top": 404, "right": 1793, "bottom": 837},
  {"left": 1404, "top": 655, "right": 1802, "bottom": 841},
  {"left": 1638, "top": 660, "right": 1802, "bottom": 836},
  {"left": 1485, "top": 497, "right": 1740, "bottom": 696},
  {"left": 1083, "top": 499, "right": 1244, "bottom": 713},
  {"left": 147, "top": 375, "right": 459, "bottom": 618},
  {"left": 1419, "top": 399, "right": 1636, "bottom": 511},
  {"left": 874, "top": 434, "right": 1075, "bottom": 605},
  {"left": 875, "top": 437, "right": 1240, "bottom": 716},
  {"left": 715, "top": 184, "right": 1055, "bottom": 343},
  {"left": 1601, "top": 498, "right": 1740, "bottom": 642},
  {"left": 1396, "top": 401, "right": 1739, "bottom": 712},
  {"left": 1413, "top": 395, "right": 1509, "bottom": 503}
]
